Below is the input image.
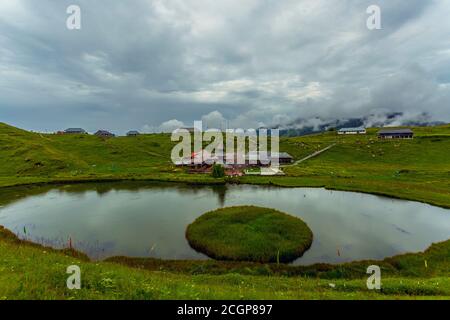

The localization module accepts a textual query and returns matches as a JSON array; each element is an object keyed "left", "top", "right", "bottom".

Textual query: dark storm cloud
[{"left": 0, "top": 0, "right": 449, "bottom": 134}]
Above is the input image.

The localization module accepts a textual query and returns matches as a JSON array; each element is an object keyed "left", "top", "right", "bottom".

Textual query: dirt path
[{"left": 290, "top": 143, "right": 337, "bottom": 166}]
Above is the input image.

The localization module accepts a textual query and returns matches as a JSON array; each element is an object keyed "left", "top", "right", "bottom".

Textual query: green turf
[
  {"left": 186, "top": 206, "right": 313, "bottom": 263},
  {"left": 1, "top": 226, "right": 449, "bottom": 300}
]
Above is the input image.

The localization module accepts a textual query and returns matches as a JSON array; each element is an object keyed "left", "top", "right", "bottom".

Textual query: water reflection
[{"left": 0, "top": 182, "right": 449, "bottom": 265}]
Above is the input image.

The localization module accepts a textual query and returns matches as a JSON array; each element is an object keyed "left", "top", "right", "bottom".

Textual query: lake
[{"left": 0, "top": 182, "right": 449, "bottom": 265}]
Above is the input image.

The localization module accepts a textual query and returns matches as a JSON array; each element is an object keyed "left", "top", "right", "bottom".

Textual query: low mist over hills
[{"left": 277, "top": 112, "right": 446, "bottom": 137}]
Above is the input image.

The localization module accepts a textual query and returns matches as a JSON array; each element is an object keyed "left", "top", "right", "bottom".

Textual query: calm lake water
[{"left": 0, "top": 182, "right": 449, "bottom": 265}]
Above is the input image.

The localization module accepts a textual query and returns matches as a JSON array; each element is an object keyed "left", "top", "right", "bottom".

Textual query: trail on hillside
[{"left": 289, "top": 143, "right": 337, "bottom": 166}]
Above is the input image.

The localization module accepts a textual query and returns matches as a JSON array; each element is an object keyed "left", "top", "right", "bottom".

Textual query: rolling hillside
[
  {"left": 1, "top": 122, "right": 450, "bottom": 207},
  {"left": 0, "top": 123, "right": 178, "bottom": 185}
]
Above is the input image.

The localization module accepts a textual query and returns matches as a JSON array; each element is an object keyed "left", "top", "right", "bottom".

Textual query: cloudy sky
[{"left": 1, "top": 0, "right": 449, "bottom": 133}]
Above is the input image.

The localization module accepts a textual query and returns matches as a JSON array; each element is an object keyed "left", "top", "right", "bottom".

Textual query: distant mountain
[{"left": 275, "top": 112, "right": 446, "bottom": 137}]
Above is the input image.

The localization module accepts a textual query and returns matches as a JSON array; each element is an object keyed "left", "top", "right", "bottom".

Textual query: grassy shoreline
[
  {"left": 1, "top": 225, "right": 449, "bottom": 299},
  {"left": 1, "top": 175, "right": 449, "bottom": 209}
]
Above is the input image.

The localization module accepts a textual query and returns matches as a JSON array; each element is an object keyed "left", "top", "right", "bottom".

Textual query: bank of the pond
[
  {"left": 1, "top": 174, "right": 450, "bottom": 210},
  {"left": 186, "top": 206, "right": 313, "bottom": 263},
  {"left": 0, "top": 226, "right": 449, "bottom": 299}
]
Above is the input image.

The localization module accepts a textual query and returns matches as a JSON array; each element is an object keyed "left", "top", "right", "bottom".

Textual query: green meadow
[{"left": 0, "top": 122, "right": 449, "bottom": 299}]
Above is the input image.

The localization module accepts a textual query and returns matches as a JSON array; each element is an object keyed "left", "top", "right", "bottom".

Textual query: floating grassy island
[{"left": 186, "top": 206, "right": 313, "bottom": 263}]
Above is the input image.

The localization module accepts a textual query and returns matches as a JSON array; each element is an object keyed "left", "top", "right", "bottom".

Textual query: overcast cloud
[{"left": 0, "top": 0, "right": 449, "bottom": 133}]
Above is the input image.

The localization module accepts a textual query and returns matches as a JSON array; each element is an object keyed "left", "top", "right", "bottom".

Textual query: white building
[{"left": 337, "top": 127, "right": 366, "bottom": 135}]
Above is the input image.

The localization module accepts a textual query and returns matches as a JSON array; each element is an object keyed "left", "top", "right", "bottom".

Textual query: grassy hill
[
  {"left": 0, "top": 122, "right": 449, "bottom": 299},
  {"left": 3, "top": 122, "right": 448, "bottom": 207},
  {"left": 0, "top": 122, "right": 177, "bottom": 182}
]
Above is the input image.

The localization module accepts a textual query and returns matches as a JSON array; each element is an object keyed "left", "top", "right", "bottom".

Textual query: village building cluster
[
  {"left": 175, "top": 151, "right": 293, "bottom": 167},
  {"left": 55, "top": 126, "right": 414, "bottom": 177},
  {"left": 174, "top": 149, "right": 293, "bottom": 177}
]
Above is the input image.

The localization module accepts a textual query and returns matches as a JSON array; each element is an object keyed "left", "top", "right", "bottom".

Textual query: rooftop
[
  {"left": 338, "top": 127, "right": 366, "bottom": 132},
  {"left": 64, "top": 128, "right": 85, "bottom": 132},
  {"left": 378, "top": 128, "right": 413, "bottom": 134},
  {"left": 95, "top": 130, "right": 114, "bottom": 135}
]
